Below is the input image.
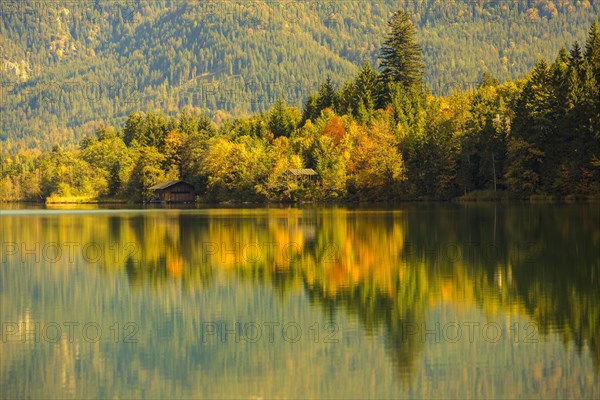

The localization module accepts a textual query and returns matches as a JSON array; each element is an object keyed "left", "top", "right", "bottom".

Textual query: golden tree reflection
[{"left": 1, "top": 205, "right": 598, "bottom": 390}]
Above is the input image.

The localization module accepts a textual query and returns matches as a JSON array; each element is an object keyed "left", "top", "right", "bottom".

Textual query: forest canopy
[
  {"left": 1, "top": 0, "right": 599, "bottom": 150},
  {"left": 1, "top": 8, "right": 599, "bottom": 202}
]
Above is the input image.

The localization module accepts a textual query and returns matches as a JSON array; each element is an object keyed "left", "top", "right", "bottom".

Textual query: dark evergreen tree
[
  {"left": 302, "top": 94, "right": 319, "bottom": 124},
  {"left": 123, "top": 112, "right": 145, "bottom": 146},
  {"left": 479, "top": 71, "right": 499, "bottom": 88},
  {"left": 585, "top": 21, "right": 600, "bottom": 83},
  {"left": 378, "top": 9, "right": 425, "bottom": 105},
  {"left": 551, "top": 47, "right": 571, "bottom": 106},
  {"left": 268, "top": 98, "right": 297, "bottom": 138},
  {"left": 569, "top": 41, "right": 586, "bottom": 79},
  {"left": 316, "top": 76, "right": 338, "bottom": 112},
  {"left": 506, "top": 60, "right": 555, "bottom": 194},
  {"left": 335, "top": 81, "right": 356, "bottom": 117},
  {"left": 353, "top": 62, "right": 380, "bottom": 122}
]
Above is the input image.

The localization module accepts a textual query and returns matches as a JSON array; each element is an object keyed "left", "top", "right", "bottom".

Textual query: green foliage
[
  {"left": 201, "top": 136, "right": 269, "bottom": 201},
  {"left": 2, "top": 13, "right": 599, "bottom": 203},
  {"left": 302, "top": 77, "right": 338, "bottom": 123},
  {"left": 80, "top": 126, "right": 133, "bottom": 197},
  {"left": 268, "top": 98, "right": 300, "bottom": 138},
  {"left": 460, "top": 82, "right": 511, "bottom": 192},
  {"left": 38, "top": 146, "right": 107, "bottom": 198},
  {"left": 2, "top": 1, "right": 598, "bottom": 151},
  {"left": 127, "top": 146, "right": 168, "bottom": 202},
  {"left": 379, "top": 9, "right": 425, "bottom": 94}
]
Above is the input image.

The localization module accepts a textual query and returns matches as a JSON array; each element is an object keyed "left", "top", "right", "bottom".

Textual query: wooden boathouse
[{"left": 148, "top": 180, "right": 196, "bottom": 204}]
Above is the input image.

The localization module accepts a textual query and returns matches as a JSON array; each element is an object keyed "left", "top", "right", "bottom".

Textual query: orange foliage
[{"left": 322, "top": 116, "right": 346, "bottom": 145}]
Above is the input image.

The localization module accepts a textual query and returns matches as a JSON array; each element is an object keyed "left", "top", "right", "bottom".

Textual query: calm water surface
[{"left": 1, "top": 204, "right": 598, "bottom": 398}]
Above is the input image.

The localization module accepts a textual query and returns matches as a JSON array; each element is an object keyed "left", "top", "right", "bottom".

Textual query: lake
[{"left": 1, "top": 204, "right": 599, "bottom": 398}]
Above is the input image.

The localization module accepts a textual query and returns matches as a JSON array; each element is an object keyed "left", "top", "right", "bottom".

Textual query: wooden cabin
[
  {"left": 148, "top": 180, "right": 196, "bottom": 204},
  {"left": 283, "top": 169, "right": 318, "bottom": 184}
]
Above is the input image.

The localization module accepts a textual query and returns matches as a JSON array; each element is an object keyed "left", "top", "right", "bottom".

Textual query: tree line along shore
[{"left": 1, "top": 14, "right": 599, "bottom": 204}]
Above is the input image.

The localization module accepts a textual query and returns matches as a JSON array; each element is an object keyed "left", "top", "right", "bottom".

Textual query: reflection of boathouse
[{"left": 148, "top": 180, "right": 196, "bottom": 204}]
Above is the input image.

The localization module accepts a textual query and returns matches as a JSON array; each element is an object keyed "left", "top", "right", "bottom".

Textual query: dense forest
[
  {"left": 1, "top": 6, "right": 599, "bottom": 202},
  {"left": 1, "top": 0, "right": 599, "bottom": 150}
]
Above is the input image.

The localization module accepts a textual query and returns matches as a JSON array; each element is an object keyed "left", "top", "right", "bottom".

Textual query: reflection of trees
[
  {"left": 303, "top": 272, "right": 428, "bottom": 384},
  {"left": 404, "top": 204, "right": 600, "bottom": 375},
  {"left": 2, "top": 205, "right": 598, "bottom": 383},
  {"left": 297, "top": 211, "right": 432, "bottom": 383},
  {"left": 501, "top": 205, "right": 600, "bottom": 374},
  {"left": 124, "top": 213, "right": 216, "bottom": 288}
]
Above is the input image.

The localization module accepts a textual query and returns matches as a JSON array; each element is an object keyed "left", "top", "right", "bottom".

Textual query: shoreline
[{"left": 1, "top": 193, "right": 599, "bottom": 207}]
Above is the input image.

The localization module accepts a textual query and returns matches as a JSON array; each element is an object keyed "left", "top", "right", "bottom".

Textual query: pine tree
[
  {"left": 301, "top": 77, "right": 338, "bottom": 124},
  {"left": 568, "top": 61, "right": 600, "bottom": 192},
  {"left": 585, "top": 21, "right": 600, "bottom": 83},
  {"left": 569, "top": 41, "right": 585, "bottom": 79},
  {"left": 353, "top": 62, "right": 380, "bottom": 121},
  {"left": 335, "top": 81, "right": 356, "bottom": 117},
  {"left": 123, "top": 112, "right": 145, "bottom": 146},
  {"left": 302, "top": 94, "right": 319, "bottom": 123},
  {"left": 316, "top": 76, "right": 337, "bottom": 112},
  {"left": 507, "top": 60, "right": 555, "bottom": 194},
  {"left": 551, "top": 47, "right": 571, "bottom": 106},
  {"left": 479, "top": 71, "right": 499, "bottom": 88},
  {"left": 378, "top": 9, "right": 425, "bottom": 95},
  {"left": 268, "top": 98, "right": 297, "bottom": 138},
  {"left": 354, "top": 62, "right": 380, "bottom": 98}
]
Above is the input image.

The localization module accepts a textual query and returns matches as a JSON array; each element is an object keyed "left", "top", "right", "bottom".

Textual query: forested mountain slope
[{"left": 1, "top": 0, "right": 598, "bottom": 150}]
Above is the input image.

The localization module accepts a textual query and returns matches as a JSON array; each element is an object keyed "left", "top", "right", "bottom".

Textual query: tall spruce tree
[
  {"left": 570, "top": 41, "right": 586, "bottom": 79},
  {"left": 378, "top": 9, "right": 425, "bottom": 105},
  {"left": 302, "top": 76, "right": 338, "bottom": 123},
  {"left": 302, "top": 94, "right": 319, "bottom": 123},
  {"left": 316, "top": 76, "right": 338, "bottom": 112},
  {"left": 353, "top": 62, "right": 380, "bottom": 122},
  {"left": 585, "top": 21, "right": 600, "bottom": 83},
  {"left": 506, "top": 60, "right": 555, "bottom": 194},
  {"left": 268, "top": 98, "right": 297, "bottom": 138}
]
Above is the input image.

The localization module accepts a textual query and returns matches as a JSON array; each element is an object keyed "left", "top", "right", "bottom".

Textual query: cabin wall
[{"left": 153, "top": 183, "right": 196, "bottom": 203}]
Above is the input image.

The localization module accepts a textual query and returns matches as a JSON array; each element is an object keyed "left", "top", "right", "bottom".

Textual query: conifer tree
[
  {"left": 316, "top": 76, "right": 338, "bottom": 112},
  {"left": 506, "top": 60, "right": 554, "bottom": 194},
  {"left": 378, "top": 9, "right": 425, "bottom": 104},
  {"left": 585, "top": 21, "right": 600, "bottom": 83},
  {"left": 353, "top": 62, "right": 380, "bottom": 122},
  {"left": 268, "top": 98, "right": 297, "bottom": 138},
  {"left": 301, "top": 94, "right": 319, "bottom": 123},
  {"left": 479, "top": 71, "right": 499, "bottom": 88}
]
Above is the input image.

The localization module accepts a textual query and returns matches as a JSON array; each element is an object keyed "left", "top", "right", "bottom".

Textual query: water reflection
[{"left": 1, "top": 205, "right": 598, "bottom": 398}]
